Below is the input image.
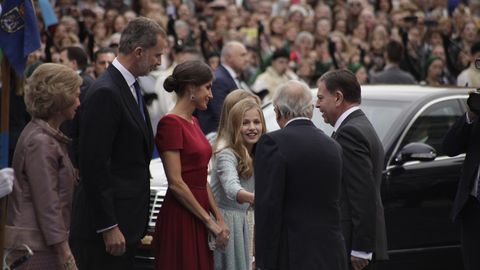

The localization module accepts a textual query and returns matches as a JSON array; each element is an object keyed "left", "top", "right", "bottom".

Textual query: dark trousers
[
  {"left": 460, "top": 196, "right": 480, "bottom": 270},
  {"left": 71, "top": 238, "right": 137, "bottom": 270}
]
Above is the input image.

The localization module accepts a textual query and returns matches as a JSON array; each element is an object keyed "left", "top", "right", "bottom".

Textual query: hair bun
[{"left": 163, "top": 76, "right": 178, "bottom": 93}]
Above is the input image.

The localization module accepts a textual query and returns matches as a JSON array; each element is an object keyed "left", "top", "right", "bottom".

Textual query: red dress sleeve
[{"left": 155, "top": 115, "right": 183, "bottom": 152}]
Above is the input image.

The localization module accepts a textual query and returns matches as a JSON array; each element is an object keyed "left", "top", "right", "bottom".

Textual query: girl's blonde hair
[{"left": 216, "top": 99, "right": 266, "bottom": 179}]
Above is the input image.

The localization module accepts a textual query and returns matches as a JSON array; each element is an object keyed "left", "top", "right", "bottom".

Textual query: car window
[
  {"left": 399, "top": 98, "right": 464, "bottom": 156},
  {"left": 360, "top": 99, "right": 407, "bottom": 143}
]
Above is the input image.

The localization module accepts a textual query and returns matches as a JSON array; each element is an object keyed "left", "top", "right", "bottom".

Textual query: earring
[{"left": 190, "top": 95, "right": 195, "bottom": 101}]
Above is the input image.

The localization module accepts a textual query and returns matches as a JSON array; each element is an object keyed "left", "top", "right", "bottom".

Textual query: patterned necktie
[
  {"left": 236, "top": 75, "right": 250, "bottom": 91},
  {"left": 133, "top": 80, "right": 145, "bottom": 121},
  {"left": 331, "top": 131, "right": 337, "bottom": 139}
]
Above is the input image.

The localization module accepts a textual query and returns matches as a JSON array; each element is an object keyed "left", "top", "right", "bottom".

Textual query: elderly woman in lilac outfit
[{"left": 5, "top": 63, "right": 81, "bottom": 270}]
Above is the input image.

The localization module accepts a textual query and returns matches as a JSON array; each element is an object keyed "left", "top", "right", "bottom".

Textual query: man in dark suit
[
  {"left": 316, "top": 70, "right": 388, "bottom": 270},
  {"left": 370, "top": 40, "right": 416, "bottom": 85},
  {"left": 443, "top": 101, "right": 480, "bottom": 270},
  {"left": 254, "top": 80, "right": 348, "bottom": 270},
  {"left": 93, "top": 47, "right": 116, "bottom": 78},
  {"left": 59, "top": 46, "right": 95, "bottom": 168},
  {"left": 197, "top": 41, "right": 248, "bottom": 134},
  {"left": 70, "top": 17, "right": 166, "bottom": 270},
  {"left": 59, "top": 46, "right": 95, "bottom": 94}
]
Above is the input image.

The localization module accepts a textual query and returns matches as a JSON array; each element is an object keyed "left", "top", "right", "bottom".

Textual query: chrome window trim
[
  {"left": 386, "top": 153, "right": 466, "bottom": 171},
  {"left": 387, "top": 95, "right": 468, "bottom": 167}
]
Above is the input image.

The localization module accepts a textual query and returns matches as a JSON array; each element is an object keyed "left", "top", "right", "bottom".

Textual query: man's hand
[
  {"left": 102, "top": 226, "right": 126, "bottom": 256},
  {"left": 351, "top": 255, "right": 369, "bottom": 270}
]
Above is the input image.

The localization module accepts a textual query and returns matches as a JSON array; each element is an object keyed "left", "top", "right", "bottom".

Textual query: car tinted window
[{"left": 399, "top": 98, "right": 464, "bottom": 156}]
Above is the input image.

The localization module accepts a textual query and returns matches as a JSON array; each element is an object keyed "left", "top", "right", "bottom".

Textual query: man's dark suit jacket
[
  {"left": 443, "top": 114, "right": 480, "bottom": 220},
  {"left": 197, "top": 64, "right": 238, "bottom": 134},
  {"left": 254, "top": 119, "right": 348, "bottom": 270},
  {"left": 370, "top": 65, "right": 416, "bottom": 85},
  {"left": 333, "top": 109, "right": 388, "bottom": 261},
  {"left": 71, "top": 64, "right": 154, "bottom": 245}
]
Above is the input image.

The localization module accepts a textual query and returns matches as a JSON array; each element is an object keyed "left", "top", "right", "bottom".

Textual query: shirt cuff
[
  {"left": 96, "top": 224, "right": 118, "bottom": 233},
  {"left": 466, "top": 112, "right": 474, "bottom": 124},
  {"left": 351, "top": 250, "right": 373, "bottom": 260}
]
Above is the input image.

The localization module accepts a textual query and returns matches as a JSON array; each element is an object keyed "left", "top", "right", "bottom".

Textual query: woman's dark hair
[{"left": 164, "top": 60, "right": 214, "bottom": 96}]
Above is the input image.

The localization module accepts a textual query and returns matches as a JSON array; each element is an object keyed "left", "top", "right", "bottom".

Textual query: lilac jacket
[{"left": 6, "top": 119, "right": 76, "bottom": 250}]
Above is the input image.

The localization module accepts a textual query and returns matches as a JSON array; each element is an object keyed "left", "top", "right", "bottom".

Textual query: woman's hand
[
  {"left": 53, "top": 241, "right": 78, "bottom": 270},
  {"left": 216, "top": 219, "right": 230, "bottom": 249},
  {"left": 215, "top": 228, "right": 230, "bottom": 250},
  {"left": 205, "top": 216, "right": 222, "bottom": 235},
  {"left": 204, "top": 217, "right": 230, "bottom": 250}
]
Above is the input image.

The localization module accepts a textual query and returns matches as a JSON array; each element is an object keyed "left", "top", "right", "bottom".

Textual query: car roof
[{"left": 359, "top": 85, "right": 471, "bottom": 102}]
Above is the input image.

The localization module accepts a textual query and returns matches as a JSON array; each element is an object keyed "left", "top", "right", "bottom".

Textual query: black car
[
  {"left": 141, "top": 85, "right": 471, "bottom": 270},
  {"left": 264, "top": 84, "right": 470, "bottom": 270}
]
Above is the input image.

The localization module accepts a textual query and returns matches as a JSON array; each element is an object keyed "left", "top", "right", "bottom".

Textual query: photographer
[{"left": 443, "top": 90, "right": 480, "bottom": 270}]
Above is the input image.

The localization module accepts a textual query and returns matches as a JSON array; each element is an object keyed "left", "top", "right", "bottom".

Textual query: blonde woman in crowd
[{"left": 5, "top": 63, "right": 81, "bottom": 269}]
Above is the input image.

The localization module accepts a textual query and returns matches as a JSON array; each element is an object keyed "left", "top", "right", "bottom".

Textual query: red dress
[{"left": 153, "top": 114, "right": 213, "bottom": 270}]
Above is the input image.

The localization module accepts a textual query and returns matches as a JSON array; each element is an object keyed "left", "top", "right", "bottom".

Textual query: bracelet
[{"left": 63, "top": 255, "right": 76, "bottom": 270}]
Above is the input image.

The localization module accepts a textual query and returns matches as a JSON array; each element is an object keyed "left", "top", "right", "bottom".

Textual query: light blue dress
[{"left": 211, "top": 148, "right": 254, "bottom": 270}]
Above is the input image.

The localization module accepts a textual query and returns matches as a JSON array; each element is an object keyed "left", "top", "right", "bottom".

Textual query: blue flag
[
  {"left": 38, "top": 0, "right": 57, "bottom": 28},
  {"left": 0, "top": 0, "right": 41, "bottom": 75}
]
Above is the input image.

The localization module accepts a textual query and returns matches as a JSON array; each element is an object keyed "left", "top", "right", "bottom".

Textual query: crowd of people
[
  {"left": 17, "top": 0, "right": 480, "bottom": 95},
  {"left": 2, "top": 0, "right": 480, "bottom": 270}
]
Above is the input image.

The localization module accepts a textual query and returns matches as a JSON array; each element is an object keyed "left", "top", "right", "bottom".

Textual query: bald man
[{"left": 197, "top": 41, "right": 249, "bottom": 134}]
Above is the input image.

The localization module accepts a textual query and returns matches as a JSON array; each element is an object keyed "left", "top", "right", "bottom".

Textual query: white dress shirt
[{"left": 112, "top": 58, "right": 140, "bottom": 103}]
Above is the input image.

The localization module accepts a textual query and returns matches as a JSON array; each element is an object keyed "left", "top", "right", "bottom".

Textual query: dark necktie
[
  {"left": 331, "top": 131, "right": 337, "bottom": 139},
  {"left": 133, "top": 80, "right": 145, "bottom": 121}
]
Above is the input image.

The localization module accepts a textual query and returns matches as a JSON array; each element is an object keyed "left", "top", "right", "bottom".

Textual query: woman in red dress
[{"left": 154, "top": 60, "right": 230, "bottom": 270}]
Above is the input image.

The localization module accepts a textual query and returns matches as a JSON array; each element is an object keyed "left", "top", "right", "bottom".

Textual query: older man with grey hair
[{"left": 254, "top": 80, "right": 348, "bottom": 270}]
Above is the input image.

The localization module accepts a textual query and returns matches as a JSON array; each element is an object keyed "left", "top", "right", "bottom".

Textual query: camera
[{"left": 467, "top": 90, "right": 480, "bottom": 115}]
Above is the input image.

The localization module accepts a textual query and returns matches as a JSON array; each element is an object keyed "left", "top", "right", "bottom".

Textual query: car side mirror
[{"left": 394, "top": 142, "right": 437, "bottom": 165}]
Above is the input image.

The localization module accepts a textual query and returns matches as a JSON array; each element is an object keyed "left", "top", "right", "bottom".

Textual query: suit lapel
[
  {"left": 218, "top": 64, "right": 240, "bottom": 89},
  {"left": 108, "top": 66, "right": 153, "bottom": 158}
]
